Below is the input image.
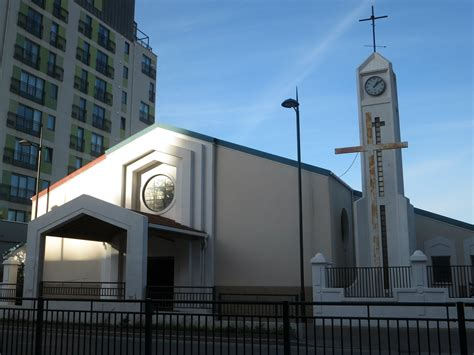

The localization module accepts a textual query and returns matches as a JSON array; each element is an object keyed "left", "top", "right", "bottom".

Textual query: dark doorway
[
  {"left": 147, "top": 257, "right": 174, "bottom": 286},
  {"left": 147, "top": 257, "right": 174, "bottom": 309}
]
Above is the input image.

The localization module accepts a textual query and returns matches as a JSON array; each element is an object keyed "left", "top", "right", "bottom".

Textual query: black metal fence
[
  {"left": 326, "top": 266, "right": 412, "bottom": 297},
  {"left": 146, "top": 286, "right": 215, "bottom": 310},
  {"left": 428, "top": 265, "right": 474, "bottom": 298},
  {"left": 1, "top": 297, "right": 473, "bottom": 354}
]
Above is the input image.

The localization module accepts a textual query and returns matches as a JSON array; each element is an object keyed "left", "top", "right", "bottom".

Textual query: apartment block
[{"left": 0, "top": 0, "right": 157, "bottom": 222}]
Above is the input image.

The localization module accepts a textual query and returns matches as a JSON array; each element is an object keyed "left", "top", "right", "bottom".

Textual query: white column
[
  {"left": 2, "top": 257, "right": 21, "bottom": 284},
  {"left": 124, "top": 216, "right": 148, "bottom": 300},
  {"left": 410, "top": 250, "right": 428, "bottom": 288}
]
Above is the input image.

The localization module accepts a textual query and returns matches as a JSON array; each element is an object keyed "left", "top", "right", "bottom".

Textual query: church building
[{"left": 17, "top": 52, "right": 474, "bottom": 301}]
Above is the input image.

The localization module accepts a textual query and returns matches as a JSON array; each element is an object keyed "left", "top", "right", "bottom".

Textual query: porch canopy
[{"left": 23, "top": 194, "right": 207, "bottom": 300}]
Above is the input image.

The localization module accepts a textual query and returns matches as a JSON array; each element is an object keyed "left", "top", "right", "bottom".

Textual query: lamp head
[
  {"left": 281, "top": 98, "right": 299, "bottom": 109},
  {"left": 19, "top": 139, "right": 31, "bottom": 146}
]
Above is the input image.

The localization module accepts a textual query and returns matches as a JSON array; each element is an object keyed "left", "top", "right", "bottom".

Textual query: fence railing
[
  {"left": 326, "top": 266, "right": 412, "bottom": 298},
  {"left": 0, "top": 297, "right": 472, "bottom": 354},
  {"left": 428, "top": 265, "right": 474, "bottom": 298},
  {"left": 146, "top": 286, "right": 215, "bottom": 310},
  {"left": 41, "top": 281, "right": 125, "bottom": 299}
]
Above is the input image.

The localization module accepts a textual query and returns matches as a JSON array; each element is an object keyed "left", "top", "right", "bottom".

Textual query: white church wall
[
  {"left": 42, "top": 237, "right": 106, "bottom": 282},
  {"left": 415, "top": 213, "right": 473, "bottom": 264},
  {"left": 214, "top": 145, "right": 335, "bottom": 291}
]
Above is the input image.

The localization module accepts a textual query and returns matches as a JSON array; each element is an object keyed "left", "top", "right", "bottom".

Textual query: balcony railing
[
  {"left": 17, "top": 13, "right": 42, "bottom": 39},
  {"left": 10, "top": 78, "right": 45, "bottom": 105},
  {"left": 42, "top": 282, "right": 125, "bottom": 299},
  {"left": 78, "top": 20, "right": 92, "bottom": 38},
  {"left": 31, "top": 0, "right": 45, "bottom": 8},
  {"left": 73, "top": 76, "right": 89, "bottom": 94},
  {"left": 326, "top": 266, "right": 412, "bottom": 298},
  {"left": 141, "top": 62, "right": 156, "bottom": 78},
  {"left": 92, "top": 115, "right": 111, "bottom": 132},
  {"left": 427, "top": 265, "right": 474, "bottom": 298},
  {"left": 47, "top": 63, "right": 64, "bottom": 81},
  {"left": 90, "top": 143, "right": 106, "bottom": 157},
  {"left": 13, "top": 44, "right": 40, "bottom": 69},
  {"left": 3, "top": 148, "right": 38, "bottom": 171},
  {"left": 139, "top": 111, "right": 154, "bottom": 125},
  {"left": 97, "top": 33, "right": 115, "bottom": 53},
  {"left": 52, "top": 3, "right": 68, "bottom": 23},
  {"left": 71, "top": 105, "right": 87, "bottom": 122},
  {"left": 76, "top": 47, "right": 90, "bottom": 65},
  {"left": 94, "top": 88, "right": 113, "bottom": 106},
  {"left": 0, "top": 184, "right": 35, "bottom": 205},
  {"left": 6, "top": 112, "right": 41, "bottom": 137},
  {"left": 69, "top": 135, "right": 85, "bottom": 152},
  {"left": 95, "top": 60, "right": 114, "bottom": 79},
  {"left": 50, "top": 33, "right": 66, "bottom": 51}
]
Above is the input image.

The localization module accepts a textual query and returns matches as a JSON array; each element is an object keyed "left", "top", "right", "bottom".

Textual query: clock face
[
  {"left": 142, "top": 174, "right": 175, "bottom": 212},
  {"left": 365, "top": 76, "right": 386, "bottom": 96}
]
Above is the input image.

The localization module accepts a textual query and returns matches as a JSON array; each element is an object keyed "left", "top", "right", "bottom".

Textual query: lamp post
[
  {"left": 19, "top": 123, "right": 43, "bottom": 219},
  {"left": 281, "top": 92, "right": 305, "bottom": 304}
]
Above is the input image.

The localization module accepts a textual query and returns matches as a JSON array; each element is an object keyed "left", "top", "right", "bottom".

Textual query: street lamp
[
  {"left": 19, "top": 123, "right": 43, "bottom": 219},
  {"left": 281, "top": 91, "right": 305, "bottom": 304}
]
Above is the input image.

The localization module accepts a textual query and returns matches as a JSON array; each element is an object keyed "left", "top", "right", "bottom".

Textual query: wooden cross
[{"left": 335, "top": 112, "right": 408, "bottom": 267}]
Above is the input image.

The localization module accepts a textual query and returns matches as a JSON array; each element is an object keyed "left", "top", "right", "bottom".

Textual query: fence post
[
  {"left": 311, "top": 253, "right": 327, "bottom": 315},
  {"left": 410, "top": 250, "right": 428, "bottom": 288},
  {"left": 283, "top": 301, "right": 290, "bottom": 355},
  {"left": 145, "top": 298, "right": 152, "bottom": 355},
  {"left": 456, "top": 302, "right": 468, "bottom": 355},
  {"left": 34, "top": 297, "right": 44, "bottom": 355}
]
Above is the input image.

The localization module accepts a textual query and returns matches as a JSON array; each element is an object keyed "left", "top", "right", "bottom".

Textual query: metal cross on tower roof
[{"left": 359, "top": 6, "right": 388, "bottom": 53}]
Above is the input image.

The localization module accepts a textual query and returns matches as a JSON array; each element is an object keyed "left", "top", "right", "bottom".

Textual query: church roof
[{"left": 135, "top": 210, "right": 206, "bottom": 236}]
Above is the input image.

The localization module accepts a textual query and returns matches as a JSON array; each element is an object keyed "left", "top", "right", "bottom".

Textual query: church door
[{"left": 147, "top": 257, "right": 174, "bottom": 309}]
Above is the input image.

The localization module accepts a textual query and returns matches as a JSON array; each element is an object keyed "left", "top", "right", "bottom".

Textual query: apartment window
[
  {"left": 149, "top": 82, "right": 155, "bottom": 102},
  {"left": 7, "top": 209, "right": 27, "bottom": 222},
  {"left": 50, "top": 22, "right": 59, "bottom": 44},
  {"left": 17, "top": 104, "right": 42, "bottom": 134},
  {"left": 432, "top": 256, "right": 452, "bottom": 283},
  {"left": 47, "top": 114, "right": 55, "bottom": 130},
  {"left": 47, "top": 51, "right": 58, "bottom": 78},
  {"left": 139, "top": 101, "right": 152, "bottom": 124},
  {"left": 10, "top": 173, "right": 36, "bottom": 200},
  {"left": 19, "top": 70, "right": 44, "bottom": 103},
  {"left": 91, "top": 132, "right": 104, "bottom": 156},
  {"left": 83, "top": 41, "right": 90, "bottom": 55},
  {"left": 14, "top": 138, "right": 38, "bottom": 167},
  {"left": 17, "top": 38, "right": 40, "bottom": 68},
  {"left": 124, "top": 42, "right": 129, "bottom": 54},
  {"left": 143, "top": 55, "right": 151, "bottom": 68},
  {"left": 70, "top": 127, "right": 85, "bottom": 152},
  {"left": 81, "top": 69, "right": 88, "bottom": 82},
  {"left": 96, "top": 49, "right": 108, "bottom": 73},
  {"left": 40, "top": 180, "right": 50, "bottom": 191},
  {"left": 120, "top": 117, "right": 126, "bottom": 130},
  {"left": 141, "top": 55, "right": 155, "bottom": 78},
  {"left": 74, "top": 156, "right": 82, "bottom": 169},
  {"left": 23, "top": 7, "right": 43, "bottom": 38},
  {"left": 43, "top": 147, "right": 53, "bottom": 163},
  {"left": 79, "top": 98, "right": 87, "bottom": 111},
  {"left": 123, "top": 66, "right": 128, "bottom": 79},
  {"left": 93, "top": 104, "right": 105, "bottom": 119},
  {"left": 78, "top": 41, "right": 91, "bottom": 64},
  {"left": 98, "top": 24, "right": 109, "bottom": 45},
  {"left": 121, "top": 91, "right": 127, "bottom": 105},
  {"left": 50, "top": 83, "right": 58, "bottom": 100}
]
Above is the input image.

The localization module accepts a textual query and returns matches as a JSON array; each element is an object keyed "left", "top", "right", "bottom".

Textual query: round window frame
[{"left": 142, "top": 174, "right": 176, "bottom": 213}]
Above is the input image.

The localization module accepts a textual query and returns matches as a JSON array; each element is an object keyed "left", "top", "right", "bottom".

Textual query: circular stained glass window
[{"left": 142, "top": 174, "right": 175, "bottom": 212}]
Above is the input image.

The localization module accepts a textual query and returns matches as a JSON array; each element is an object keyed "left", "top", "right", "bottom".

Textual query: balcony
[
  {"left": 31, "top": 0, "right": 45, "bottom": 8},
  {"left": 94, "top": 88, "right": 113, "bottom": 106},
  {"left": 17, "top": 13, "right": 43, "bottom": 39},
  {"left": 97, "top": 33, "right": 115, "bottom": 53},
  {"left": 92, "top": 115, "right": 111, "bottom": 132},
  {"left": 69, "top": 135, "right": 85, "bottom": 152},
  {"left": 0, "top": 184, "right": 35, "bottom": 205},
  {"left": 141, "top": 63, "right": 156, "bottom": 79},
  {"left": 74, "top": 76, "right": 89, "bottom": 94},
  {"left": 95, "top": 60, "right": 114, "bottom": 79},
  {"left": 139, "top": 111, "right": 154, "bottom": 125},
  {"left": 3, "top": 148, "right": 38, "bottom": 171},
  {"left": 90, "top": 143, "right": 106, "bottom": 157},
  {"left": 6, "top": 112, "right": 41, "bottom": 137},
  {"left": 149, "top": 90, "right": 155, "bottom": 103},
  {"left": 47, "top": 63, "right": 64, "bottom": 81},
  {"left": 78, "top": 20, "right": 92, "bottom": 38},
  {"left": 13, "top": 44, "right": 40, "bottom": 69},
  {"left": 10, "top": 78, "right": 45, "bottom": 105},
  {"left": 76, "top": 47, "right": 90, "bottom": 65},
  {"left": 50, "top": 33, "right": 66, "bottom": 51},
  {"left": 52, "top": 3, "right": 68, "bottom": 23},
  {"left": 71, "top": 105, "right": 87, "bottom": 122}
]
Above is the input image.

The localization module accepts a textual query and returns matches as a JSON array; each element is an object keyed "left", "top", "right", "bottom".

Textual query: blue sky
[{"left": 135, "top": 0, "right": 473, "bottom": 223}]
